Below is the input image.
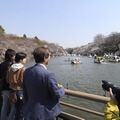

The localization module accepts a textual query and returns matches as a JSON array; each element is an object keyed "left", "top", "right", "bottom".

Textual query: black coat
[{"left": 0, "top": 60, "right": 13, "bottom": 90}]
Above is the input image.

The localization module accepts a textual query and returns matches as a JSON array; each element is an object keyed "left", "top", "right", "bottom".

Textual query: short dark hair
[
  {"left": 32, "top": 46, "right": 50, "bottom": 63},
  {"left": 15, "top": 52, "right": 27, "bottom": 63},
  {"left": 5, "top": 49, "right": 16, "bottom": 61}
]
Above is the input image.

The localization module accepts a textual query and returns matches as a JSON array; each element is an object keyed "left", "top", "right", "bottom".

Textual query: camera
[{"left": 102, "top": 80, "right": 120, "bottom": 102}]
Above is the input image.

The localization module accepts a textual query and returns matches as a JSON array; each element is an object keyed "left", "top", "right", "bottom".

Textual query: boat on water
[
  {"left": 94, "top": 56, "right": 105, "bottom": 64},
  {"left": 88, "top": 54, "right": 92, "bottom": 58},
  {"left": 109, "top": 56, "right": 120, "bottom": 63},
  {"left": 71, "top": 58, "right": 82, "bottom": 64}
]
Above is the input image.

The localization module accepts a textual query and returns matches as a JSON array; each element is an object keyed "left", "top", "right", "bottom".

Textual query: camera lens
[{"left": 102, "top": 80, "right": 114, "bottom": 91}]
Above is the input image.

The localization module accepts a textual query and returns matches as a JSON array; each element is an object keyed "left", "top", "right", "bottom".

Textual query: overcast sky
[{"left": 1, "top": 0, "right": 120, "bottom": 48}]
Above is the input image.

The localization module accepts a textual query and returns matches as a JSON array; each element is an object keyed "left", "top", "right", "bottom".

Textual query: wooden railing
[{"left": 57, "top": 89, "right": 110, "bottom": 120}]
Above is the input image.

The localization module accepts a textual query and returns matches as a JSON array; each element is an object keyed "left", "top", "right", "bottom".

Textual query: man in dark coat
[
  {"left": 0, "top": 49, "right": 16, "bottom": 120},
  {"left": 23, "top": 46, "right": 65, "bottom": 120}
]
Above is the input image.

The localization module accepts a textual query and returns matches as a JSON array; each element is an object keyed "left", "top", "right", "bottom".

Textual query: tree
[
  {"left": 34, "top": 36, "right": 38, "bottom": 39},
  {"left": 0, "top": 25, "right": 5, "bottom": 35},
  {"left": 66, "top": 48, "right": 73, "bottom": 54},
  {"left": 93, "top": 34, "right": 105, "bottom": 45},
  {"left": 23, "top": 34, "right": 27, "bottom": 38},
  {"left": 100, "top": 32, "right": 120, "bottom": 53}
]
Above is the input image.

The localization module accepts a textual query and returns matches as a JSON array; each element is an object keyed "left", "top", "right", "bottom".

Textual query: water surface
[{"left": 26, "top": 56, "right": 120, "bottom": 120}]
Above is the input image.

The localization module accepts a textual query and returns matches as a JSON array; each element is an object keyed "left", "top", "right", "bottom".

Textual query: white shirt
[{"left": 39, "top": 64, "right": 47, "bottom": 69}]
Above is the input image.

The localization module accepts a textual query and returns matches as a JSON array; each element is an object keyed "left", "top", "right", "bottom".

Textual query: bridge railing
[{"left": 57, "top": 89, "right": 110, "bottom": 120}]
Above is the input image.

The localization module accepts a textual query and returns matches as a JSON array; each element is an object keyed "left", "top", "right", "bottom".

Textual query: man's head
[
  {"left": 5, "top": 49, "right": 16, "bottom": 61},
  {"left": 15, "top": 52, "right": 27, "bottom": 63},
  {"left": 32, "top": 46, "right": 50, "bottom": 65}
]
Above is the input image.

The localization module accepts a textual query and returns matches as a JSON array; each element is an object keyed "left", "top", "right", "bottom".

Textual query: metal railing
[{"left": 57, "top": 89, "right": 110, "bottom": 120}]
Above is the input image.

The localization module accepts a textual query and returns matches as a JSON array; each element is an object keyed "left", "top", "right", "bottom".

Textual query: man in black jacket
[{"left": 0, "top": 49, "right": 16, "bottom": 120}]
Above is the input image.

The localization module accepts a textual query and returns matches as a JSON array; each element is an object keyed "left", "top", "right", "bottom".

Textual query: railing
[{"left": 57, "top": 89, "right": 110, "bottom": 120}]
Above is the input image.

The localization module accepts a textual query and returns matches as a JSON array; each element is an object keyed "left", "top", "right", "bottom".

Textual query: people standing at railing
[
  {"left": 23, "top": 46, "right": 65, "bottom": 120},
  {"left": 0, "top": 49, "right": 16, "bottom": 120},
  {"left": 6, "top": 52, "right": 27, "bottom": 120}
]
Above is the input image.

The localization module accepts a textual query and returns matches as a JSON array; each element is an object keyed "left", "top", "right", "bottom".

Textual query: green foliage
[{"left": 0, "top": 25, "right": 5, "bottom": 35}]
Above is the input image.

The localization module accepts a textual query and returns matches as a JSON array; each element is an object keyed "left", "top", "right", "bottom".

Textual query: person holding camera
[
  {"left": 104, "top": 88, "right": 120, "bottom": 120},
  {"left": 102, "top": 80, "right": 120, "bottom": 120}
]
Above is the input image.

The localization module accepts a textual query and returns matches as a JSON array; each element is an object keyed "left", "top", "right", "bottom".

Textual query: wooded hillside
[
  {"left": 67, "top": 33, "right": 120, "bottom": 56},
  {"left": 0, "top": 25, "right": 67, "bottom": 61}
]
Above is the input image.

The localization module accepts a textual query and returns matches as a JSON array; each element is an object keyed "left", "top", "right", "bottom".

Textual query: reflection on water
[{"left": 26, "top": 56, "right": 120, "bottom": 120}]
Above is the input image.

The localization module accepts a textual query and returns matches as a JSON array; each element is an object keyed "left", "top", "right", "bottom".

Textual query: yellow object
[
  {"left": 104, "top": 98, "right": 120, "bottom": 120},
  {"left": 58, "top": 84, "right": 62, "bottom": 87}
]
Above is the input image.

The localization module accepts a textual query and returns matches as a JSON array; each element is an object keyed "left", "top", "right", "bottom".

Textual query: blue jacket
[{"left": 23, "top": 64, "right": 65, "bottom": 120}]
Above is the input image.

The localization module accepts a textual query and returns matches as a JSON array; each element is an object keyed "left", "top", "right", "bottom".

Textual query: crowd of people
[{"left": 0, "top": 47, "right": 65, "bottom": 120}]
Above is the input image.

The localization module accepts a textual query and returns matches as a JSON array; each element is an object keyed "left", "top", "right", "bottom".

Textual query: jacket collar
[{"left": 37, "top": 63, "right": 47, "bottom": 69}]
